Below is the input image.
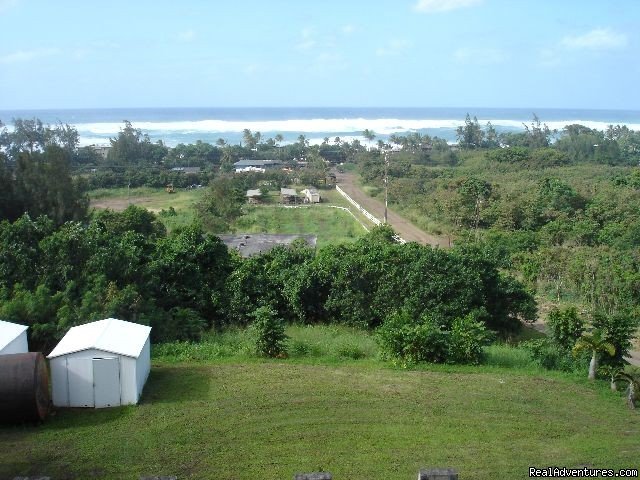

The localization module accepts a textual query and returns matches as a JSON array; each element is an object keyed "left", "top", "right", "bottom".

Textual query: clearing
[{"left": 1, "top": 360, "right": 638, "bottom": 480}]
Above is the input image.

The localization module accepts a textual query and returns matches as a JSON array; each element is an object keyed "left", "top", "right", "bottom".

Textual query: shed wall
[
  {"left": 50, "top": 348, "right": 146, "bottom": 407},
  {"left": 135, "top": 337, "right": 151, "bottom": 402},
  {"left": 0, "top": 331, "right": 28, "bottom": 355}
]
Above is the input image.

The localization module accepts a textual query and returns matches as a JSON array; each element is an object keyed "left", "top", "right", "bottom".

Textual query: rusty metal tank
[{"left": 0, "top": 352, "right": 50, "bottom": 423}]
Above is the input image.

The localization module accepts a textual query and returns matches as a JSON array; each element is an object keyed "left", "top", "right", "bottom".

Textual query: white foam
[{"left": 73, "top": 117, "right": 640, "bottom": 137}]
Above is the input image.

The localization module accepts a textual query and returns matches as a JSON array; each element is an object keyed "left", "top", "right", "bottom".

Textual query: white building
[
  {"left": 48, "top": 318, "right": 151, "bottom": 408},
  {"left": 301, "top": 188, "right": 321, "bottom": 203},
  {"left": 0, "top": 320, "right": 28, "bottom": 355}
]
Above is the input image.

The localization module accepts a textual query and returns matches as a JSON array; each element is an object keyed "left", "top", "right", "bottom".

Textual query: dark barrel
[{"left": 0, "top": 352, "right": 50, "bottom": 423}]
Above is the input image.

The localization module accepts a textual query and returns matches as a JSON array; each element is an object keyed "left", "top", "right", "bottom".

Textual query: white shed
[
  {"left": 48, "top": 318, "right": 151, "bottom": 408},
  {"left": 0, "top": 320, "right": 28, "bottom": 355}
]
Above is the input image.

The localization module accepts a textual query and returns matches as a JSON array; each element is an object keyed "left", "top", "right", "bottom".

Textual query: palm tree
[
  {"left": 274, "top": 134, "right": 284, "bottom": 146},
  {"left": 216, "top": 138, "right": 227, "bottom": 147},
  {"left": 362, "top": 129, "right": 376, "bottom": 142},
  {"left": 334, "top": 136, "right": 341, "bottom": 145},
  {"left": 572, "top": 329, "right": 615, "bottom": 381},
  {"left": 614, "top": 370, "right": 639, "bottom": 409}
]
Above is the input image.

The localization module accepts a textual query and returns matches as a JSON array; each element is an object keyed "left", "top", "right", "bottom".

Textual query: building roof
[
  {"left": 246, "top": 189, "right": 262, "bottom": 197},
  {"left": 0, "top": 320, "right": 28, "bottom": 351},
  {"left": 234, "top": 159, "right": 281, "bottom": 167},
  {"left": 48, "top": 318, "right": 151, "bottom": 359},
  {"left": 171, "top": 166, "right": 201, "bottom": 174},
  {"left": 280, "top": 188, "right": 297, "bottom": 196},
  {"left": 218, "top": 234, "right": 317, "bottom": 258}
]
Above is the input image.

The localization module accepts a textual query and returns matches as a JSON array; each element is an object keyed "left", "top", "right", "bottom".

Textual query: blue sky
[{"left": 1, "top": 0, "right": 639, "bottom": 109}]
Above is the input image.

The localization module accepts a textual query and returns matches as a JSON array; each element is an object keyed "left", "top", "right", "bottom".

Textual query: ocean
[{"left": 1, "top": 107, "right": 639, "bottom": 147}]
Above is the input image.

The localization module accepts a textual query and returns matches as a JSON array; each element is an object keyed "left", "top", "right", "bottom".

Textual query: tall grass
[{"left": 152, "top": 324, "right": 380, "bottom": 363}]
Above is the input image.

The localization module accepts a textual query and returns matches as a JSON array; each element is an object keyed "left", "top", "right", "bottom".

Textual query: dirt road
[{"left": 336, "top": 172, "right": 450, "bottom": 247}]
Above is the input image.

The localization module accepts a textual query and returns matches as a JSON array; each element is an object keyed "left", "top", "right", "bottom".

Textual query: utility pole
[{"left": 383, "top": 145, "right": 389, "bottom": 224}]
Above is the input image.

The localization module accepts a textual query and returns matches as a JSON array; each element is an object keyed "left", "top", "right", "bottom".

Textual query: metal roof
[
  {"left": 48, "top": 318, "right": 151, "bottom": 359},
  {"left": 246, "top": 189, "right": 262, "bottom": 197},
  {"left": 280, "top": 188, "right": 297, "bottom": 196},
  {"left": 234, "top": 159, "right": 281, "bottom": 167},
  {"left": 0, "top": 320, "right": 28, "bottom": 351}
]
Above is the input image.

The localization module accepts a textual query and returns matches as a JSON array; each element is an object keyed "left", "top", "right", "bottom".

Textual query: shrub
[
  {"left": 522, "top": 338, "right": 585, "bottom": 372},
  {"left": 377, "top": 310, "right": 448, "bottom": 365},
  {"left": 447, "top": 311, "right": 493, "bottom": 365},
  {"left": 546, "top": 307, "right": 585, "bottom": 351},
  {"left": 249, "top": 306, "right": 288, "bottom": 357}
]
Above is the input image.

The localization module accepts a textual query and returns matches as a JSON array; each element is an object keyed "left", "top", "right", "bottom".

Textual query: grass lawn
[
  {"left": 1, "top": 325, "right": 639, "bottom": 480},
  {"left": 233, "top": 204, "right": 366, "bottom": 247},
  {"left": 89, "top": 186, "right": 370, "bottom": 243}
]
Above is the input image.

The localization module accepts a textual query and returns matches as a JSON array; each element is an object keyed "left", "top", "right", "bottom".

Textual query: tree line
[{"left": 0, "top": 210, "right": 535, "bottom": 365}]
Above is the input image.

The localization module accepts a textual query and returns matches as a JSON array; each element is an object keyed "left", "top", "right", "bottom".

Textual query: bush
[
  {"left": 547, "top": 307, "right": 585, "bottom": 351},
  {"left": 249, "top": 306, "right": 288, "bottom": 357},
  {"left": 377, "top": 311, "right": 446, "bottom": 365},
  {"left": 522, "top": 338, "right": 585, "bottom": 372},
  {"left": 447, "top": 312, "right": 493, "bottom": 365}
]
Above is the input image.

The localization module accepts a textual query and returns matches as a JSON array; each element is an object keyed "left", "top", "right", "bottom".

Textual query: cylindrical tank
[{"left": 0, "top": 352, "right": 50, "bottom": 423}]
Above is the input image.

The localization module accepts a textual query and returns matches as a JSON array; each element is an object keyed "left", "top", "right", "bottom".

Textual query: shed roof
[
  {"left": 234, "top": 159, "right": 281, "bottom": 167},
  {"left": 0, "top": 320, "right": 28, "bottom": 351},
  {"left": 48, "top": 318, "right": 151, "bottom": 359},
  {"left": 246, "top": 189, "right": 262, "bottom": 197},
  {"left": 280, "top": 188, "right": 297, "bottom": 196}
]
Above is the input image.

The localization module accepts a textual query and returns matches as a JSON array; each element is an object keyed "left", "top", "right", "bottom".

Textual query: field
[
  {"left": 2, "top": 326, "right": 639, "bottom": 480},
  {"left": 89, "top": 186, "right": 371, "bottom": 244}
]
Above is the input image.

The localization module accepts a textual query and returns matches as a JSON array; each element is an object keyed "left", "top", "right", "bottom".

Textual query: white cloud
[
  {"left": 376, "top": 39, "right": 412, "bottom": 57},
  {"left": 0, "top": 48, "right": 60, "bottom": 64},
  {"left": 178, "top": 29, "right": 196, "bottom": 42},
  {"left": 414, "top": 0, "right": 482, "bottom": 13},
  {"left": 454, "top": 47, "right": 506, "bottom": 65},
  {"left": 561, "top": 28, "right": 628, "bottom": 50}
]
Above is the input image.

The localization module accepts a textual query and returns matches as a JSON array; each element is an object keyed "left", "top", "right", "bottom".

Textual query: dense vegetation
[
  {"left": 1, "top": 115, "right": 638, "bottom": 377},
  {"left": 354, "top": 115, "right": 640, "bottom": 377}
]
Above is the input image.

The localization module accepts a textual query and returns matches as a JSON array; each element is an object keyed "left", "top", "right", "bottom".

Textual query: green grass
[
  {"left": 2, "top": 354, "right": 638, "bottom": 479},
  {"left": 90, "top": 186, "right": 369, "bottom": 243},
  {"left": 89, "top": 187, "right": 205, "bottom": 232},
  {"left": 232, "top": 205, "right": 366, "bottom": 247}
]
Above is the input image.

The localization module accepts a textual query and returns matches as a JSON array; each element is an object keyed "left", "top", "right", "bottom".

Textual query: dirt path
[{"left": 336, "top": 171, "right": 450, "bottom": 247}]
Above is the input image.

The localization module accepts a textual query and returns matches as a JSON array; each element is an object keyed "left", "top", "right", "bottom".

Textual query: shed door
[
  {"left": 66, "top": 358, "right": 94, "bottom": 407},
  {"left": 93, "top": 357, "right": 121, "bottom": 408}
]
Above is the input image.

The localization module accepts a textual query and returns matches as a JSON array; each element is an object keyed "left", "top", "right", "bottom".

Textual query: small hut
[
  {"left": 0, "top": 320, "right": 28, "bottom": 355},
  {"left": 48, "top": 318, "right": 151, "bottom": 408},
  {"left": 280, "top": 187, "right": 298, "bottom": 204},
  {"left": 246, "top": 189, "right": 262, "bottom": 204}
]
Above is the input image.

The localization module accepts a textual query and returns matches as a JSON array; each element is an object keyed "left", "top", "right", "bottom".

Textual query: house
[
  {"left": 246, "top": 189, "right": 262, "bottom": 204},
  {"left": 0, "top": 320, "right": 28, "bottom": 355},
  {"left": 90, "top": 145, "right": 111, "bottom": 159},
  {"left": 301, "top": 188, "right": 321, "bottom": 204},
  {"left": 48, "top": 318, "right": 151, "bottom": 408},
  {"left": 234, "top": 159, "right": 282, "bottom": 173},
  {"left": 280, "top": 187, "right": 298, "bottom": 204}
]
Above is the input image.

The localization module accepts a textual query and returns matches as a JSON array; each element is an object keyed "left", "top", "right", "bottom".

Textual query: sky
[{"left": 1, "top": 0, "right": 639, "bottom": 110}]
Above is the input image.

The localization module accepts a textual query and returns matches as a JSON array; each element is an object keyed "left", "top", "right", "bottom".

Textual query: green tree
[
  {"left": 572, "top": 329, "right": 615, "bottom": 380},
  {"left": 250, "top": 305, "right": 288, "bottom": 357},
  {"left": 456, "top": 114, "right": 484, "bottom": 149}
]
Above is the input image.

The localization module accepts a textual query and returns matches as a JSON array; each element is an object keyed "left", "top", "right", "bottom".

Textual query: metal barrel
[{"left": 0, "top": 352, "right": 50, "bottom": 423}]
